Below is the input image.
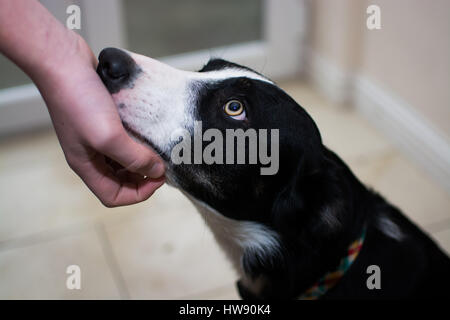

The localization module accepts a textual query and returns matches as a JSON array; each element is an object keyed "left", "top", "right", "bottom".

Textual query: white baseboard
[
  {"left": 353, "top": 75, "right": 450, "bottom": 193},
  {"left": 305, "top": 49, "right": 353, "bottom": 105},
  {"left": 0, "top": 84, "right": 50, "bottom": 136},
  {"left": 161, "top": 41, "right": 268, "bottom": 74},
  {"left": 306, "top": 49, "right": 450, "bottom": 193}
]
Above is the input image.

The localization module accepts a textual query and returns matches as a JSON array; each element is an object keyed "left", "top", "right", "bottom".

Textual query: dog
[{"left": 97, "top": 47, "right": 450, "bottom": 299}]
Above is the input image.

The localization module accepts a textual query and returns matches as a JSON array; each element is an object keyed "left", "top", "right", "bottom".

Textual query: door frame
[{"left": 0, "top": 0, "right": 307, "bottom": 136}]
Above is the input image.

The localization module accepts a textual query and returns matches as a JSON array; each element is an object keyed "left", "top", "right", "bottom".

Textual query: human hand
[
  {"left": 0, "top": 0, "right": 165, "bottom": 207},
  {"left": 36, "top": 35, "right": 165, "bottom": 207}
]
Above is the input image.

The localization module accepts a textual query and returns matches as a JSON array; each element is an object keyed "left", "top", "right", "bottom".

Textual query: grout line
[
  {"left": 0, "top": 221, "right": 92, "bottom": 253},
  {"left": 94, "top": 221, "right": 131, "bottom": 300}
]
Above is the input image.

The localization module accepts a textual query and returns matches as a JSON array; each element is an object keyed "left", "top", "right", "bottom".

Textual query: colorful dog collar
[{"left": 299, "top": 228, "right": 367, "bottom": 300}]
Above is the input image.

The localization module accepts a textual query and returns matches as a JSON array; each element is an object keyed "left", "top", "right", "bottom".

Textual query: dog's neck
[
  {"left": 185, "top": 195, "right": 281, "bottom": 295},
  {"left": 177, "top": 148, "right": 373, "bottom": 299}
]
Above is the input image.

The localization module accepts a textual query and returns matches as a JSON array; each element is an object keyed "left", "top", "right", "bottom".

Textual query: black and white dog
[{"left": 97, "top": 48, "right": 450, "bottom": 299}]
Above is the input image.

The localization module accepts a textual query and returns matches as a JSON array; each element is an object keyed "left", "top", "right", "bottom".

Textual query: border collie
[{"left": 97, "top": 48, "right": 450, "bottom": 299}]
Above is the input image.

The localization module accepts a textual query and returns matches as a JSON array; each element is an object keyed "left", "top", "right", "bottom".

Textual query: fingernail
[{"left": 147, "top": 162, "right": 165, "bottom": 178}]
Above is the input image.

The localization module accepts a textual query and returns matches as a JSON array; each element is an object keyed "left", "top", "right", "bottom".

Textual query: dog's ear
[
  {"left": 271, "top": 149, "right": 345, "bottom": 238},
  {"left": 270, "top": 158, "right": 306, "bottom": 233}
]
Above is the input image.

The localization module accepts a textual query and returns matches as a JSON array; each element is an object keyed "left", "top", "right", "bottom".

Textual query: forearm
[{"left": 0, "top": 0, "right": 93, "bottom": 82}]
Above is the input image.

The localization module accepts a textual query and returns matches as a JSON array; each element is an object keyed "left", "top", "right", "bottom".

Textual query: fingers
[
  {"left": 74, "top": 152, "right": 165, "bottom": 207},
  {"left": 93, "top": 128, "right": 165, "bottom": 179}
]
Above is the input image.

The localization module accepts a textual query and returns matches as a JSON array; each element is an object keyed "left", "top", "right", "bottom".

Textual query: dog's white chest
[{"left": 187, "top": 196, "right": 280, "bottom": 281}]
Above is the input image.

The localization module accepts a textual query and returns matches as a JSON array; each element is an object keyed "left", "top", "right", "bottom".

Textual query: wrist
[{"left": 34, "top": 32, "right": 96, "bottom": 83}]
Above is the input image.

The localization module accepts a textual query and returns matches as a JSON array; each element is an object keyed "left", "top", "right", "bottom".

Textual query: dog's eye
[{"left": 224, "top": 100, "right": 245, "bottom": 119}]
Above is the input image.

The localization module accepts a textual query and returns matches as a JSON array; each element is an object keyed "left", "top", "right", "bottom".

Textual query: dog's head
[{"left": 97, "top": 48, "right": 323, "bottom": 226}]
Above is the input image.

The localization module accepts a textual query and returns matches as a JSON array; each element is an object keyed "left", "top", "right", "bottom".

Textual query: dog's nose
[{"left": 97, "top": 48, "right": 137, "bottom": 93}]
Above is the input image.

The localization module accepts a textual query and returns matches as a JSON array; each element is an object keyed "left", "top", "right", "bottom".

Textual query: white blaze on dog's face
[
  {"left": 111, "top": 52, "right": 192, "bottom": 157},
  {"left": 97, "top": 47, "right": 322, "bottom": 218},
  {"left": 98, "top": 48, "right": 272, "bottom": 159}
]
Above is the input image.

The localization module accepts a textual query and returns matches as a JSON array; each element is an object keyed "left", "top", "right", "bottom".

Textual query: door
[{"left": 0, "top": 0, "right": 307, "bottom": 135}]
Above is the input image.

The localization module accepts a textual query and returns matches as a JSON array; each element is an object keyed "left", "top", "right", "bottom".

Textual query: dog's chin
[
  {"left": 121, "top": 120, "right": 169, "bottom": 163},
  {"left": 121, "top": 120, "right": 181, "bottom": 187}
]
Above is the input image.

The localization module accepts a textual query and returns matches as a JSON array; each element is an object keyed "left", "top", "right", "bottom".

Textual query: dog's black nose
[{"left": 97, "top": 48, "right": 138, "bottom": 93}]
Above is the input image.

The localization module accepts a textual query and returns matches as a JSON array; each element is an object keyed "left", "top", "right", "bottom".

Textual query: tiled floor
[{"left": 0, "top": 80, "right": 449, "bottom": 299}]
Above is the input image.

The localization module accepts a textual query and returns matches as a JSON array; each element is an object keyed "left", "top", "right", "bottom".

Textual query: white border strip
[
  {"left": 0, "top": 84, "right": 40, "bottom": 105},
  {"left": 161, "top": 41, "right": 267, "bottom": 73},
  {"left": 305, "top": 48, "right": 354, "bottom": 105},
  {"left": 0, "top": 84, "right": 49, "bottom": 136},
  {"left": 353, "top": 75, "right": 450, "bottom": 192}
]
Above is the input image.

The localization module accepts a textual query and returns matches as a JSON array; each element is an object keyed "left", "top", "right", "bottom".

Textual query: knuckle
[
  {"left": 100, "top": 197, "right": 118, "bottom": 208},
  {"left": 126, "top": 157, "right": 147, "bottom": 173},
  {"left": 127, "top": 154, "right": 156, "bottom": 174}
]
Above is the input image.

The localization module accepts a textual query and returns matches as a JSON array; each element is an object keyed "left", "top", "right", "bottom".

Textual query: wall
[
  {"left": 306, "top": 0, "right": 450, "bottom": 191},
  {"left": 359, "top": 0, "right": 450, "bottom": 138},
  {"left": 308, "top": 0, "right": 450, "bottom": 139}
]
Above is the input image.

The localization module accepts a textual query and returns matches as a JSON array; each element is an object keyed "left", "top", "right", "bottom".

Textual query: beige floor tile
[
  {"left": 368, "top": 154, "right": 450, "bottom": 229},
  {"left": 347, "top": 148, "right": 450, "bottom": 247},
  {"left": 0, "top": 129, "right": 58, "bottom": 170},
  {"left": 0, "top": 130, "right": 152, "bottom": 241},
  {"left": 431, "top": 228, "right": 450, "bottom": 256},
  {"left": 182, "top": 283, "right": 240, "bottom": 300},
  {"left": 0, "top": 228, "right": 120, "bottom": 299},
  {"left": 347, "top": 149, "right": 397, "bottom": 185},
  {"left": 102, "top": 186, "right": 238, "bottom": 299}
]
